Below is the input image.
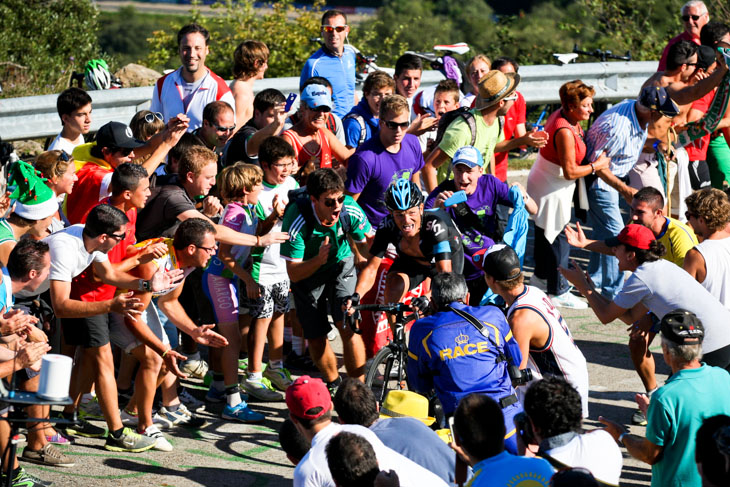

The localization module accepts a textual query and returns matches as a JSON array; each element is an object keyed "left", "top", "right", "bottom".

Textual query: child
[
  {"left": 48, "top": 87, "right": 92, "bottom": 154},
  {"left": 202, "top": 163, "right": 268, "bottom": 421},
  {"left": 241, "top": 136, "right": 299, "bottom": 398}
]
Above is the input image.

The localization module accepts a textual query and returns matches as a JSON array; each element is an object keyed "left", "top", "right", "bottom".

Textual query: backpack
[
  {"left": 433, "top": 107, "right": 477, "bottom": 149},
  {"left": 343, "top": 113, "right": 367, "bottom": 147},
  {"left": 285, "top": 187, "right": 351, "bottom": 241}
]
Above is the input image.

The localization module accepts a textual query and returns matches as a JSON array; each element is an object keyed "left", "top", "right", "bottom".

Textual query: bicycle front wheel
[{"left": 365, "top": 345, "right": 407, "bottom": 405}]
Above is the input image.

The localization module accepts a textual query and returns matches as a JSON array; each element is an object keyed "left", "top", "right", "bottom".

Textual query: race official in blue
[
  {"left": 407, "top": 272, "right": 524, "bottom": 454},
  {"left": 300, "top": 10, "right": 357, "bottom": 118}
]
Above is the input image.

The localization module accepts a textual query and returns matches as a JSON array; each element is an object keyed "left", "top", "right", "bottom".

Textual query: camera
[{"left": 508, "top": 365, "right": 533, "bottom": 386}]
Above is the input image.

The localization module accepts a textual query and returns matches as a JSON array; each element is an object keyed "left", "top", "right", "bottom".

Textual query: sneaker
[
  {"left": 179, "top": 388, "right": 206, "bottom": 412},
  {"left": 222, "top": 402, "right": 265, "bottom": 423},
  {"left": 284, "top": 350, "right": 317, "bottom": 371},
  {"left": 4, "top": 467, "right": 52, "bottom": 487},
  {"left": 181, "top": 357, "right": 209, "bottom": 380},
  {"left": 141, "top": 425, "right": 173, "bottom": 452},
  {"left": 237, "top": 358, "right": 249, "bottom": 371},
  {"left": 104, "top": 427, "right": 156, "bottom": 452},
  {"left": 21, "top": 443, "right": 75, "bottom": 467},
  {"left": 157, "top": 403, "right": 207, "bottom": 429},
  {"left": 120, "top": 408, "right": 139, "bottom": 427},
  {"left": 241, "top": 377, "right": 284, "bottom": 402},
  {"left": 205, "top": 385, "right": 226, "bottom": 403},
  {"left": 46, "top": 432, "right": 74, "bottom": 445},
  {"left": 263, "top": 366, "right": 293, "bottom": 391},
  {"left": 550, "top": 291, "right": 588, "bottom": 309},
  {"left": 529, "top": 275, "right": 548, "bottom": 291},
  {"left": 632, "top": 409, "right": 648, "bottom": 426},
  {"left": 58, "top": 416, "right": 106, "bottom": 439},
  {"left": 78, "top": 397, "right": 104, "bottom": 420}
]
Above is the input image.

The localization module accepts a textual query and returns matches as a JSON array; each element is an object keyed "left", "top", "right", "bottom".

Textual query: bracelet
[
  {"left": 618, "top": 432, "right": 627, "bottom": 445},
  {"left": 161, "top": 348, "right": 171, "bottom": 358},
  {"left": 590, "top": 162, "right": 596, "bottom": 175}
]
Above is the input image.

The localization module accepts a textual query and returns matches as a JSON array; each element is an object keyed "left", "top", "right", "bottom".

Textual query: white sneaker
[
  {"left": 550, "top": 291, "right": 588, "bottom": 309},
  {"left": 142, "top": 425, "right": 173, "bottom": 452},
  {"left": 181, "top": 357, "right": 209, "bottom": 380},
  {"left": 179, "top": 388, "right": 205, "bottom": 412},
  {"left": 529, "top": 275, "right": 548, "bottom": 291}
]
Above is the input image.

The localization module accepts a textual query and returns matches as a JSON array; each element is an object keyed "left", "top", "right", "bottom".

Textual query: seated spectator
[
  {"left": 695, "top": 415, "right": 730, "bottom": 487},
  {"left": 285, "top": 375, "right": 448, "bottom": 487},
  {"left": 326, "top": 432, "right": 382, "bottom": 487},
  {"left": 600, "top": 310, "right": 730, "bottom": 487},
  {"left": 48, "top": 87, "right": 92, "bottom": 154},
  {"left": 451, "top": 393, "right": 554, "bottom": 486},
  {"left": 343, "top": 70, "right": 395, "bottom": 149},
  {"left": 333, "top": 378, "right": 456, "bottom": 484},
  {"left": 224, "top": 88, "right": 286, "bottom": 167},
  {"left": 279, "top": 418, "right": 310, "bottom": 466},
  {"left": 522, "top": 377, "right": 622, "bottom": 485},
  {"left": 230, "top": 40, "right": 269, "bottom": 129}
]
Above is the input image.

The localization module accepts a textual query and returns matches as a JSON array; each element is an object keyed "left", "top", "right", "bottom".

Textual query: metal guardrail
[{"left": 0, "top": 61, "right": 657, "bottom": 142}]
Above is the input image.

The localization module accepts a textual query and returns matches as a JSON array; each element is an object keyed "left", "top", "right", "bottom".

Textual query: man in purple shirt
[{"left": 345, "top": 94, "right": 424, "bottom": 227}]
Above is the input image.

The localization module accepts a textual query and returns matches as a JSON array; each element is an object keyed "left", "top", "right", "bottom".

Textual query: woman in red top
[
  {"left": 527, "top": 80, "right": 609, "bottom": 308},
  {"left": 282, "top": 83, "right": 353, "bottom": 171}
]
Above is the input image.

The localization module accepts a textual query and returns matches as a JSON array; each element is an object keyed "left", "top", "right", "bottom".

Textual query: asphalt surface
[{"left": 15, "top": 174, "right": 664, "bottom": 486}]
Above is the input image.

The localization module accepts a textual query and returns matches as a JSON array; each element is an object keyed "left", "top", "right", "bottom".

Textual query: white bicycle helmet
[{"left": 84, "top": 59, "right": 112, "bottom": 90}]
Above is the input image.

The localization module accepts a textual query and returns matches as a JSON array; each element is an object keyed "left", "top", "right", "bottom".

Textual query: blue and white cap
[
  {"left": 451, "top": 145, "right": 484, "bottom": 169},
  {"left": 301, "top": 84, "right": 332, "bottom": 111}
]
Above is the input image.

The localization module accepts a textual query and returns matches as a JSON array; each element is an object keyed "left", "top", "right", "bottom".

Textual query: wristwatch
[{"left": 138, "top": 279, "right": 151, "bottom": 292}]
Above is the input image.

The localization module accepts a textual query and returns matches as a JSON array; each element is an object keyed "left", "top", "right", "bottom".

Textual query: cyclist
[{"left": 344, "top": 178, "right": 463, "bottom": 323}]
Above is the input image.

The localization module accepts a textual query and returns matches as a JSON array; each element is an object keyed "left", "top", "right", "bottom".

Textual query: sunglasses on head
[
  {"left": 322, "top": 25, "right": 347, "bottom": 33},
  {"left": 383, "top": 120, "right": 410, "bottom": 130},
  {"left": 144, "top": 112, "right": 164, "bottom": 124},
  {"left": 58, "top": 151, "right": 70, "bottom": 162},
  {"left": 324, "top": 195, "right": 346, "bottom": 208},
  {"left": 682, "top": 14, "right": 702, "bottom": 21}
]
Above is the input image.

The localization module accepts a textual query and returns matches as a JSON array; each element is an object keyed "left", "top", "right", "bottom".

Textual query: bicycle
[{"left": 345, "top": 302, "right": 416, "bottom": 405}]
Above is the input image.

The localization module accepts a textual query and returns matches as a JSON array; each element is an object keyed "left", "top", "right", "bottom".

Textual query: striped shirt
[{"left": 584, "top": 100, "right": 648, "bottom": 191}]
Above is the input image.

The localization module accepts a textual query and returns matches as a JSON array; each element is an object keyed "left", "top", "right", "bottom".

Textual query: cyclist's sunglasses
[
  {"left": 682, "top": 14, "right": 702, "bottom": 21},
  {"left": 322, "top": 25, "right": 347, "bottom": 33},
  {"left": 324, "top": 195, "right": 346, "bottom": 208},
  {"left": 383, "top": 120, "right": 409, "bottom": 130},
  {"left": 144, "top": 112, "right": 164, "bottom": 124}
]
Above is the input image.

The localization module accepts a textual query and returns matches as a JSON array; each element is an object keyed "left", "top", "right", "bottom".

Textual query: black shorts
[
  {"left": 180, "top": 268, "right": 216, "bottom": 326},
  {"left": 389, "top": 255, "right": 434, "bottom": 291},
  {"left": 290, "top": 257, "right": 356, "bottom": 340},
  {"left": 62, "top": 313, "right": 110, "bottom": 348}
]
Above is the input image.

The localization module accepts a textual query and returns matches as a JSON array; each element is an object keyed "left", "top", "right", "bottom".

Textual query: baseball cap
[
  {"left": 604, "top": 224, "right": 655, "bottom": 250},
  {"left": 697, "top": 45, "right": 717, "bottom": 70},
  {"left": 660, "top": 309, "right": 704, "bottom": 345},
  {"left": 95, "top": 121, "right": 145, "bottom": 150},
  {"left": 285, "top": 375, "right": 332, "bottom": 420},
  {"left": 480, "top": 244, "right": 522, "bottom": 280},
  {"left": 639, "top": 85, "right": 680, "bottom": 118},
  {"left": 301, "top": 84, "right": 332, "bottom": 111},
  {"left": 452, "top": 146, "right": 484, "bottom": 169}
]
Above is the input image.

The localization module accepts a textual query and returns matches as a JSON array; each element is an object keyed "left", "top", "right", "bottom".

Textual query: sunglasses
[
  {"left": 383, "top": 120, "right": 410, "bottom": 130},
  {"left": 682, "top": 14, "right": 703, "bottom": 21},
  {"left": 112, "top": 147, "right": 134, "bottom": 156},
  {"left": 108, "top": 230, "right": 127, "bottom": 241},
  {"left": 324, "top": 195, "right": 346, "bottom": 208},
  {"left": 322, "top": 25, "right": 347, "bottom": 33},
  {"left": 214, "top": 124, "right": 236, "bottom": 133},
  {"left": 144, "top": 112, "right": 164, "bottom": 124}
]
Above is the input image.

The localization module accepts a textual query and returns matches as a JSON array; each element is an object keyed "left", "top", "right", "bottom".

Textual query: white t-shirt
[
  {"left": 695, "top": 236, "right": 730, "bottom": 309},
  {"left": 48, "top": 134, "right": 83, "bottom": 155},
  {"left": 293, "top": 422, "right": 449, "bottom": 487},
  {"left": 45, "top": 224, "right": 108, "bottom": 282},
  {"left": 545, "top": 430, "right": 623, "bottom": 486}
]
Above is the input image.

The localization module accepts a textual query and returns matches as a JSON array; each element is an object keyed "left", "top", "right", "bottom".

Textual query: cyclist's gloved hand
[{"left": 411, "top": 296, "right": 431, "bottom": 316}]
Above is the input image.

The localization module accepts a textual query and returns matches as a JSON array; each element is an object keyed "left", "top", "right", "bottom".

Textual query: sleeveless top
[
  {"left": 506, "top": 285, "right": 590, "bottom": 417},
  {"left": 539, "top": 109, "right": 586, "bottom": 166},
  {"left": 282, "top": 128, "right": 333, "bottom": 169}
]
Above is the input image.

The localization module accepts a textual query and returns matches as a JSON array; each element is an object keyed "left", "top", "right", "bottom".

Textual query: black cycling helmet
[{"left": 384, "top": 178, "right": 424, "bottom": 211}]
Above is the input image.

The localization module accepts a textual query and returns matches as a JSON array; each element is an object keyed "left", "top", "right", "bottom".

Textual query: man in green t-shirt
[
  {"left": 422, "top": 70, "right": 548, "bottom": 191},
  {"left": 281, "top": 168, "right": 373, "bottom": 393}
]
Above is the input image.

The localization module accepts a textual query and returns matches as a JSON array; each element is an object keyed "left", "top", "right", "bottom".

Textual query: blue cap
[
  {"left": 452, "top": 146, "right": 484, "bottom": 168},
  {"left": 639, "top": 85, "right": 680, "bottom": 118},
  {"left": 301, "top": 84, "right": 332, "bottom": 111}
]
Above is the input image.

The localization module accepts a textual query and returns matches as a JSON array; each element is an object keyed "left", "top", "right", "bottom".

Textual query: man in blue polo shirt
[{"left": 300, "top": 10, "right": 356, "bottom": 118}]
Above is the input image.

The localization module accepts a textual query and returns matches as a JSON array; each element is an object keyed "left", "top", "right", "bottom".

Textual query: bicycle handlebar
[
  {"left": 572, "top": 44, "right": 631, "bottom": 62},
  {"left": 350, "top": 303, "right": 411, "bottom": 313}
]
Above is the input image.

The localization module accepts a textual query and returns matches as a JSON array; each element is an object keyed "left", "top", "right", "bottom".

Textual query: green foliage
[
  {"left": 143, "top": 0, "right": 327, "bottom": 79},
  {"left": 0, "top": 0, "right": 100, "bottom": 98}
]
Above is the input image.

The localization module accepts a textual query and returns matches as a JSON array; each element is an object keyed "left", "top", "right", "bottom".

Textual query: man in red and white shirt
[{"left": 151, "top": 23, "right": 235, "bottom": 131}]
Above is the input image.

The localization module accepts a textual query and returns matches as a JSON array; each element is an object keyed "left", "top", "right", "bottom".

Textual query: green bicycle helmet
[{"left": 84, "top": 59, "right": 112, "bottom": 90}]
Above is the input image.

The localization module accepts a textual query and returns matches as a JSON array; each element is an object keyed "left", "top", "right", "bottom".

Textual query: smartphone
[
  {"left": 448, "top": 416, "right": 456, "bottom": 440},
  {"left": 444, "top": 190, "right": 467, "bottom": 207},
  {"left": 285, "top": 93, "right": 298, "bottom": 112},
  {"left": 449, "top": 416, "right": 468, "bottom": 485}
]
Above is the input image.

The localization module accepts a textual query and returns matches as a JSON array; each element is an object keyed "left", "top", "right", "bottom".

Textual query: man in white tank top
[
  {"left": 683, "top": 188, "right": 730, "bottom": 309},
  {"left": 480, "top": 244, "right": 590, "bottom": 417}
]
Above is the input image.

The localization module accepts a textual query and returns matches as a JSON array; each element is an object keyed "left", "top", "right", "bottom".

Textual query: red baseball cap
[
  {"left": 286, "top": 375, "right": 332, "bottom": 420},
  {"left": 605, "top": 224, "right": 655, "bottom": 250}
]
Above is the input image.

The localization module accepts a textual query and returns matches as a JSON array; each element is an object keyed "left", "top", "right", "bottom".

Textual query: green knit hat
[{"left": 8, "top": 160, "right": 58, "bottom": 220}]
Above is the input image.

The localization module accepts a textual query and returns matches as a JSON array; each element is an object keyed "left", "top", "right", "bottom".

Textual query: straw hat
[
  {"left": 474, "top": 69, "right": 521, "bottom": 110},
  {"left": 379, "top": 390, "right": 436, "bottom": 426}
]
